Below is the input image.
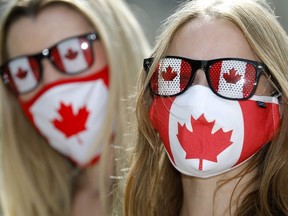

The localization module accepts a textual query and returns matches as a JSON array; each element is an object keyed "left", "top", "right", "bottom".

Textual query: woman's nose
[{"left": 192, "top": 69, "right": 209, "bottom": 86}]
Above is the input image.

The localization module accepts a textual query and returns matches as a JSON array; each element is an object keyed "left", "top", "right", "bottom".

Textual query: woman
[
  {"left": 0, "top": 0, "right": 149, "bottom": 215},
  {"left": 125, "top": 0, "right": 288, "bottom": 215}
]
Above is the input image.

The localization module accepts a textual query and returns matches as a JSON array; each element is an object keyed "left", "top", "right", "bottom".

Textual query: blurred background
[{"left": 126, "top": 0, "right": 288, "bottom": 46}]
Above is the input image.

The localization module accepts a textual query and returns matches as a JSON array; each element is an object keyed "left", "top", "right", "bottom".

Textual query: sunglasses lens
[
  {"left": 150, "top": 57, "right": 192, "bottom": 96},
  {"left": 51, "top": 36, "right": 93, "bottom": 74},
  {"left": 209, "top": 60, "right": 256, "bottom": 99},
  {"left": 2, "top": 57, "right": 41, "bottom": 94}
]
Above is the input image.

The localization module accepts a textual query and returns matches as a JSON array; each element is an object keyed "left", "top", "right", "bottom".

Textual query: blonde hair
[
  {"left": 0, "top": 0, "right": 149, "bottom": 215},
  {"left": 125, "top": 0, "right": 288, "bottom": 215}
]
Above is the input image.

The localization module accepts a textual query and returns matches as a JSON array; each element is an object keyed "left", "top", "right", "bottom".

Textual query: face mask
[
  {"left": 150, "top": 85, "right": 280, "bottom": 178},
  {"left": 20, "top": 66, "right": 109, "bottom": 167}
]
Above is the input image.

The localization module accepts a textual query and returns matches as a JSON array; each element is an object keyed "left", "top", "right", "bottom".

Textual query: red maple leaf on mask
[
  {"left": 16, "top": 67, "right": 28, "bottom": 79},
  {"left": 52, "top": 102, "right": 90, "bottom": 144},
  {"left": 161, "top": 65, "right": 177, "bottom": 81},
  {"left": 177, "top": 114, "right": 233, "bottom": 170},
  {"left": 65, "top": 48, "right": 78, "bottom": 60},
  {"left": 223, "top": 68, "right": 242, "bottom": 84}
]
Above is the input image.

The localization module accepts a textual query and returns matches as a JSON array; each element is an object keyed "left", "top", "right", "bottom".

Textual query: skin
[
  {"left": 6, "top": 4, "right": 109, "bottom": 216},
  {"left": 166, "top": 17, "right": 274, "bottom": 216}
]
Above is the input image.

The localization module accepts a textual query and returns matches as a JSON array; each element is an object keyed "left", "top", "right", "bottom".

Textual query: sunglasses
[
  {"left": 0, "top": 32, "right": 99, "bottom": 95},
  {"left": 144, "top": 56, "right": 272, "bottom": 100}
]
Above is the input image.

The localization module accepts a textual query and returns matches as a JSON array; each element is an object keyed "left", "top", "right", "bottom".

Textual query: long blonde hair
[
  {"left": 0, "top": 0, "right": 149, "bottom": 215},
  {"left": 125, "top": 0, "right": 288, "bottom": 215}
]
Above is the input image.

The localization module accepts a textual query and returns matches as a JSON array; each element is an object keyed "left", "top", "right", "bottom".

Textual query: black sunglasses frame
[
  {"left": 0, "top": 32, "right": 99, "bottom": 95},
  {"left": 143, "top": 55, "right": 270, "bottom": 101}
]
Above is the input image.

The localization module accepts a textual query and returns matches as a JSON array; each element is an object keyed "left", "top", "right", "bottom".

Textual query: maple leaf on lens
[
  {"left": 223, "top": 68, "right": 242, "bottom": 84},
  {"left": 65, "top": 48, "right": 78, "bottom": 60},
  {"left": 16, "top": 67, "right": 28, "bottom": 79},
  {"left": 161, "top": 66, "right": 177, "bottom": 81},
  {"left": 177, "top": 114, "right": 233, "bottom": 170},
  {"left": 52, "top": 102, "right": 90, "bottom": 144}
]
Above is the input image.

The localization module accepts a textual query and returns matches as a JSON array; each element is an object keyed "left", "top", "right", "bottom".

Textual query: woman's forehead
[
  {"left": 167, "top": 18, "right": 259, "bottom": 62},
  {"left": 6, "top": 4, "right": 94, "bottom": 58}
]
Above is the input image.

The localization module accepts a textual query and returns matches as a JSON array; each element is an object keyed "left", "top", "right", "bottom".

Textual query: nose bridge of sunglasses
[
  {"left": 37, "top": 48, "right": 53, "bottom": 68},
  {"left": 42, "top": 48, "right": 49, "bottom": 56},
  {"left": 200, "top": 60, "right": 208, "bottom": 70},
  {"left": 40, "top": 48, "right": 59, "bottom": 70},
  {"left": 37, "top": 48, "right": 51, "bottom": 62}
]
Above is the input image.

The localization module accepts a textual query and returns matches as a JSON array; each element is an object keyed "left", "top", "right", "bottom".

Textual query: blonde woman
[
  {"left": 125, "top": 0, "right": 288, "bottom": 215},
  {"left": 0, "top": 0, "right": 149, "bottom": 215}
]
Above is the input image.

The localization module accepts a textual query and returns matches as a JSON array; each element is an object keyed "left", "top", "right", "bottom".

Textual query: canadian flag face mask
[
  {"left": 150, "top": 85, "right": 280, "bottom": 178},
  {"left": 19, "top": 66, "right": 109, "bottom": 167},
  {"left": 147, "top": 56, "right": 281, "bottom": 178}
]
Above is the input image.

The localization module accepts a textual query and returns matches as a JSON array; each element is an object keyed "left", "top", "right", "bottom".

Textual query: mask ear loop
[{"left": 265, "top": 73, "right": 286, "bottom": 119}]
